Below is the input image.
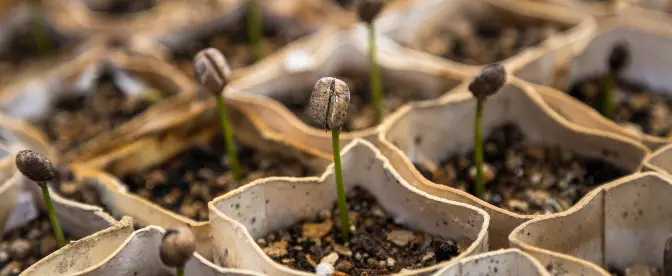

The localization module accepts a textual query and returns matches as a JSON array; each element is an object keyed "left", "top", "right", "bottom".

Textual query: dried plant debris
[
  {"left": 122, "top": 135, "right": 313, "bottom": 221},
  {"left": 414, "top": 123, "right": 628, "bottom": 215},
  {"left": 258, "top": 187, "right": 461, "bottom": 275},
  {"left": 569, "top": 76, "right": 672, "bottom": 137},
  {"left": 37, "top": 68, "right": 158, "bottom": 152},
  {"left": 0, "top": 215, "right": 73, "bottom": 275},
  {"left": 171, "top": 14, "right": 309, "bottom": 76},
  {"left": 418, "top": 19, "right": 564, "bottom": 65},
  {"left": 609, "top": 264, "right": 661, "bottom": 276},
  {"left": 283, "top": 73, "right": 430, "bottom": 131},
  {"left": 86, "top": 0, "right": 157, "bottom": 14}
]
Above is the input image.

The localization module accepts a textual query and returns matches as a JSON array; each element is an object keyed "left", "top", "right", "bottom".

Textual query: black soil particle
[
  {"left": 0, "top": 215, "right": 73, "bottom": 275},
  {"left": 568, "top": 75, "right": 672, "bottom": 137},
  {"left": 86, "top": 0, "right": 156, "bottom": 14},
  {"left": 258, "top": 187, "right": 461, "bottom": 275},
  {"left": 121, "top": 135, "right": 313, "bottom": 221},
  {"left": 414, "top": 123, "right": 628, "bottom": 215}
]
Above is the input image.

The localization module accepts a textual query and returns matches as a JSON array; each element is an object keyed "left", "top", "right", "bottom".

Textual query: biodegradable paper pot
[
  {"left": 0, "top": 48, "right": 200, "bottom": 163},
  {"left": 380, "top": 0, "right": 596, "bottom": 87},
  {"left": 431, "top": 249, "right": 550, "bottom": 276},
  {"left": 22, "top": 217, "right": 264, "bottom": 276},
  {"left": 531, "top": 0, "right": 632, "bottom": 17},
  {"left": 45, "top": 0, "right": 244, "bottom": 39},
  {"left": 548, "top": 17, "right": 672, "bottom": 150},
  {"left": 209, "top": 139, "right": 490, "bottom": 275},
  {"left": 377, "top": 77, "right": 649, "bottom": 249},
  {"left": 68, "top": 123, "right": 331, "bottom": 261},
  {"left": 509, "top": 172, "right": 672, "bottom": 275},
  {"left": 642, "top": 143, "right": 672, "bottom": 175},
  {"left": 227, "top": 26, "right": 466, "bottom": 159}
]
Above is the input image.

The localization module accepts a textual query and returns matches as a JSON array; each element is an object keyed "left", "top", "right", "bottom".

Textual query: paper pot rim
[
  {"left": 507, "top": 172, "right": 668, "bottom": 276},
  {"left": 208, "top": 138, "right": 491, "bottom": 275},
  {"left": 432, "top": 248, "right": 550, "bottom": 276},
  {"left": 642, "top": 143, "right": 672, "bottom": 177},
  {"left": 398, "top": 0, "right": 596, "bottom": 77},
  {"left": 377, "top": 76, "right": 650, "bottom": 220}
]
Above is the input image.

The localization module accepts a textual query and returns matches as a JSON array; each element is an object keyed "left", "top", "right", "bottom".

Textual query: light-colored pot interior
[
  {"left": 209, "top": 139, "right": 489, "bottom": 275},
  {"left": 433, "top": 249, "right": 550, "bottom": 276}
]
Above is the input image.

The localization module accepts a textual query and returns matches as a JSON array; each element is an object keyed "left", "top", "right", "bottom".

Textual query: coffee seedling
[
  {"left": 29, "top": 0, "right": 51, "bottom": 56},
  {"left": 248, "top": 0, "right": 263, "bottom": 62},
  {"left": 357, "top": 0, "right": 384, "bottom": 124},
  {"left": 15, "top": 150, "right": 65, "bottom": 247},
  {"left": 160, "top": 227, "right": 196, "bottom": 276},
  {"left": 193, "top": 48, "right": 242, "bottom": 183},
  {"left": 310, "top": 77, "right": 351, "bottom": 241},
  {"left": 601, "top": 42, "right": 630, "bottom": 117},
  {"left": 468, "top": 64, "right": 506, "bottom": 199}
]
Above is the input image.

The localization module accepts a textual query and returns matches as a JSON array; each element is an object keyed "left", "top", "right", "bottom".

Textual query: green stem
[
  {"left": 332, "top": 128, "right": 349, "bottom": 242},
  {"left": 601, "top": 71, "right": 614, "bottom": 118},
  {"left": 473, "top": 100, "right": 485, "bottom": 199},
  {"left": 41, "top": 184, "right": 66, "bottom": 247},
  {"left": 29, "top": 0, "right": 51, "bottom": 57},
  {"left": 177, "top": 267, "right": 185, "bottom": 276},
  {"left": 247, "top": 0, "right": 263, "bottom": 63},
  {"left": 368, "top": 23, "right": 383, "bottom": 125},
  {"left": 215, "top": 95, "right": 242, "bottom": 183}
]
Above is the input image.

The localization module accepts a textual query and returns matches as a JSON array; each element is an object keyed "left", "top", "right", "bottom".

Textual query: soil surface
[
  {"left": 36, "top": 68, "right": 156, "bottom": 153},
  {"left": 413, "top": 123, "right": 628, "bottom": 215},
  {"left": 122, "top": 135, "right": 313, "bottom": 221},
  {"left": 568, "top": 75, "right": 672, "bottom": 137},
  {"left": 609, "top": 264, "right": 661, "bottom": 276},
  {"left": 417, "top": 19, "right": 564, "bottom": 65},
  {"left": 0, "top": 215, "right": 72, "bottom": 275},
  {"left": 282, "top": 73, "right": 430, "bottom": 131},
  {"left": 51, "top": 167, "right": 104, "bottom": 208},
  {"left": 170, "top": 14, "right": 309, "bottom": 77},
  {"left": 86, "top": 0, "right": 157, "bottom": 14},
  {"left": 258, "top": 187, "right": 461, "bottom": 275},
  {"left": 0, "top": 23, "right": 68, "bottom": 85}
]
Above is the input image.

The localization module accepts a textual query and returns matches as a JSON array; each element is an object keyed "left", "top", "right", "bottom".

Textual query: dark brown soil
[
  {"left": 413, "top": 123, "right": 628, "bottom": 215},
  {"left": 121, "top": 135, "right": 313, "bottom": 221},
  {"left": 417, "top": 19, "right": 563, "bottom": 65},
  {"left": 170, "top": 14, "right": 310, "bottom": 77},
  {"left": 0, "top": 215, "right": 73, "bottom": 275},
  {"left": 85, "top": 0, "right": 156, "bottom": 14},
  {"left": 36, "top": 67, "right": 157, "bottom": 153},
  {"left": 51, "top": 167, "right": 104, "bottom": 208},
  {"left": 0, "top": 23, "right": 68, "bottom": 85},
  {"left": 568, "top": 75, "right": 672, "bottom": 137},
  {"left": 258, "top": 187, "right": 461, "bottom": 275},
  {"left": 281, "top": 73, "right": 429, "bottom": 131},
  {"left": 608, "top": 264, "right": 661, "bottom": 276}
]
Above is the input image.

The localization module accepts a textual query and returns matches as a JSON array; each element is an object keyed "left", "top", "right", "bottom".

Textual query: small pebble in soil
[
  {"left": 417, "top": 18, "right": 564, "bottom": 65},
  {"left": 122, "top": 135, "right": 313, "bottom": 221},
  {"left": 171, "top": 14, "right": 309, "bottom": 77},
  {"left": 283, "top": 73, "right": 430, "bottom": 131},
  {"left": 0, "top": 215, "right": 73, "bottom": 274},
  {"left": 37, "top": 67, "right": 158, "bottom": 153},
  {"left": 569, "top": 76, "right": 672, "bottom": 137},
  {"left": 609, "top": 264, "right": 661, "bottom": 276},
  {"left": 257, "top": 187, "right": 461, "bottom": 274},
  {"left": 414, "top": 123, "right": 628, "bottom": 215}
]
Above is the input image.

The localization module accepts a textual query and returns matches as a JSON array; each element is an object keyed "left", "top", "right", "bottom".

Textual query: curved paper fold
[
  {"left": 209, "top": 139, "right": 490, "bottom": 275},
  {"left": 378, "top": 76, "right": 649, "bottom": 249},
  {"left": 432, "top": 248, "right": 550, "bottom": 276},
  {"left": 510, "top": 172, "right": 672, "bottom": 275},
  {"left": 22, "top": 217, "right": 263, "bottom": 276}
]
